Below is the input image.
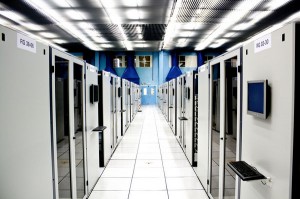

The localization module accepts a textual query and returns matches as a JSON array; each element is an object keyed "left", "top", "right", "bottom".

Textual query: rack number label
[
  {"left": 17, "top": 33, "right": 36, "bottom": 53},
  {"left": 254, "top": 34, "right": 271, "bottom": 53}
]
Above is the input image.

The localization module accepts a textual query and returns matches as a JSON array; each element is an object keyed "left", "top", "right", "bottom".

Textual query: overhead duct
[
  {"left": 165, "top": 51, "right": 182, "bottom": 82},
  {"left": 196, "top": 51, "right": 204, "bottom": 70},
  {"left": 121, "top": 52, "right": 140, "bottom": 85},
  {"left": 104, "top": 52, "right": 118, "bottom": 76}
]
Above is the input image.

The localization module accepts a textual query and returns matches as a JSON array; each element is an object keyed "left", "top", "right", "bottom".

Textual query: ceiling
[{"left": 0, "top": 0, "right": 299, "bottom": 52}]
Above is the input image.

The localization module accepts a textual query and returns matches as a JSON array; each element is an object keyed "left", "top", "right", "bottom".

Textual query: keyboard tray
[{"left": 227, "top": 161, "right": 266, "bottom": 181}]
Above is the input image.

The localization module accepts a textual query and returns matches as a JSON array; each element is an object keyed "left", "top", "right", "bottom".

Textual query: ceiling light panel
[
  {"left": 39, "top": 32, "right": 58, "bottom": 38},
  {"left": 25, "top": 0, "right": 99, "bottom": 51},
  {"left": 52, "top": 39, "right": 67, "bottom": 44}
]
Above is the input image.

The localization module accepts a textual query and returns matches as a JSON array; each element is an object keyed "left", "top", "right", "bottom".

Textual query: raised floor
[{"left": 89, "top": 105, "right": 209, "bottom": 199}]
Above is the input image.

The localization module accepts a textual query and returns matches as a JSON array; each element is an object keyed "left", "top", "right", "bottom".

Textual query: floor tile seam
[
  {"left": 153, "top": 108, "right": 170, "bottom": 199},
  {"left": 127, "top": 113, "right": 146, "bottom": 199},
  {"left": 156, "top": 107, "right": 211, "bottom": 199}
]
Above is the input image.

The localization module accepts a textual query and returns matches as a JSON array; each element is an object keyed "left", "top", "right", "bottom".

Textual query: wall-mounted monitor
[
  {"left": 247, "top": 80, "right": 270, "bottom": 119},
  {"left": 90, "top": 84, "right": 99, "bottom": 104}
]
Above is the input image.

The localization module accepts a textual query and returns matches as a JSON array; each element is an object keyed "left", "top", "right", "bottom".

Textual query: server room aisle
[{"left": 89, "top": 106, "right": 208, "bottom": 199}]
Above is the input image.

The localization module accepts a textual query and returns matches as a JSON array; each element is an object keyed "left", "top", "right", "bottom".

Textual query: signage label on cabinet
[
  {"left": 254, "top": 34, "right": 272, "bottom": 53},
  {"left": 17, "top": 33, "right": 36, "bottom": 53}
]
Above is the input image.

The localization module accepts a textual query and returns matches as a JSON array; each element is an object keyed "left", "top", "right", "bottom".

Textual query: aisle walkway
[{"left": 89, "top": 106, "right": 209, "bottom": 199}]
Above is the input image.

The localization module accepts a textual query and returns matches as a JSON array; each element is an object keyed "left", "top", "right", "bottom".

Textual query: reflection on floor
[
  {"left": 89, "top": 106, "right": 209, "bottom": 199},
  {"left": 211, "top": 130, "right": 236, "bottom": 199}
]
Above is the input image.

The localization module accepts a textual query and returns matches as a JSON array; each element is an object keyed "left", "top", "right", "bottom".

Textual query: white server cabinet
[
  {"left": 126, "top": 81, "right": 131, "bottom": 126},
  {"left": 176, "top": 75, "right": 184, "bottom": 141},
  {"left": 51, "top": 48, "right": 90, "bottom": 199},
  {"left": 176, "top": 75, "right": 187, "bottom": 147},
  {"left": 207, "top": 48, "right": 242, "bottom": 199},
  {"left": 113, "top": 75, "right": 122, "bottom": 144},
  {"left": 130, "top": 82, "right": 135, "bottom": 121},
  {"left": 163, "top": 83, "right": 169, "bottom": 120},
  {"left": 241, "top": 23, "right": 297, "bottom": 199},
  {"left": 121, "top": 79, "right": 129, "bottom": 135},
  {"left": 0, "top": 25, "right": 54, "bottom": 199},
  {"left": 196, "top": 64, "right": 210, "bottom": 192},
  {"left": 184, "top": 71, "right": 198, "bottom": 166},
  {"left": 168, "top": 79, "right": 176, "bottom": 133},
  {"left": 84, "top": 63, "right": 100, "bottom": 194},
  {"left": 98, "top": 71, "right": 113, "bottom": 166}
]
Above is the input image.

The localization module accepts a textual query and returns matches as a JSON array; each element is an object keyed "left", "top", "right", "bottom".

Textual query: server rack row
[
  {"left": 0, "top": 24, "right": 140, "bottom": 199},
  {"left": 158, "top": 22, "right": 298, "bottom": 199}
]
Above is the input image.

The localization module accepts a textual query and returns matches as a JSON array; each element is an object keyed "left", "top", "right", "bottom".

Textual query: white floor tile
[
  {"left": 168, "top": 190, "right": 209, "bottom": 199},
  {"left": 102, "top": 168, "right": 134, "bottom": 178},
  {"left": 166, "top": 177, "right": 204, "bottom": 190},
  {"left": 160, "top": 147, "right": 184, "bottom": 153},
  {"left": 135, "top": 160, "right": 163, "bottom": 168},
  {"left": 106, "top": 160, "right": 135, "bottom": 168},
  {"left": 129, "top": 191, "right": 168, "bottom": 199},
  {"left": 163, "top": 160, "right": 191, "bottom": 168},
  {"left": 131, "top": 178, "right": 166, "bottom": 190},
  {"left": 118, "top": 143, "right": 139, "bottom": 148},
  {"left": 111, "top": 152, "right": 137, "bottom": 160},
  {"left": 137, "top": 153, "right": 161, "bottom": 160},
  {"left": 138, "top": 146, "right": 160, "bottom": 153},
  {"left": 133, "top": 167, "right": 164, "bottom": 177},
  {"left": 89, "top": 191, "right": 129, "bottom": 199},
  {"left": 115, "top": 147, "right": 138, "bottom": 153},
  {"left": 164, "top": 167, "right": 196, "bottom": 177},
  {"left": 161, "top": 152, "right": 187, "bottom": 160},
  {"left": 94, "top": 178, "right": 131, "bottom": 190}
]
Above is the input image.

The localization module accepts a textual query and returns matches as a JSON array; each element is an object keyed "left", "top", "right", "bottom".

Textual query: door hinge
[
  {"left": 208, "top": 74, "right": 210, "bottom": 79},
  {"left": 86, "top": 181, "right": 88, "bottom": 186},
  {"left": 111, "top": 145, "right": 113, "bottom": 148},
  {"left": 84, "top": 74, "right": 86, "bottom": 79},
  {"left": 207, "top": 179, "right": 209, "bottom": 185},
  {"left": 50, "top": 65, "right": 55, "bottom": 73}
]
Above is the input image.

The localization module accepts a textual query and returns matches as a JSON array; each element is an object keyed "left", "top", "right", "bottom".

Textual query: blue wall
[{"left": 77, "top": 50, "right": 219, "bottom": 86}]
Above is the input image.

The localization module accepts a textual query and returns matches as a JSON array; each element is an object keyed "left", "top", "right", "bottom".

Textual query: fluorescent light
[
  {"left": 84, "top": 29, "right": 101, "bottom": 37},
  {"left": 163, "top": 0, "right": 182, "bottom": 48},
  {"left": 227, "top": 9, "right": 300, "bottom": 52},
  {"left": 138, "top": 34, "right": 143, "bottom": 39},
  {"left": 105, "top": 9, "right": 122, "bottom": 23},
  {"left": 23, "top": 23, "right": 45, "bottom": 31},
  {"left": 266, "top": 0, "right": 292, "bottom": 10},
  {"left": 100, "top": 0, "right": 137, "bottom": 8},
  {"left": 195, "top": 0, "right": 264, "bottom": 50},
  {"left": 223, "top": 32, "right": 236, "bottom": 38},
  {"left": 51, "top": 0, "right": 70, "bottom": 7},
  {"left": 101, "top": 44, "right": 114, "bottom": 48},
  {"left": 136, "top": 26, "right": 142, "bottom": 33},
  {"left": 232, "top": 22, "right": 254, "bottom": 31},
  {"left": 92, "top": 36, "right": 107, "bottom": 43},
  {"left": 52, "top": 39, "right": 67, "bottom": 44},
  {"left": 39, "top": 32, "right": 58, "bottom": 38},
  {"left": 64, "top": 10, "right": 83, "bottom": 20},
  {"left": 25, "top": 0, "right": 99, "bottom": 51},
  {"left": 124, "top": 41, "right": 133, "bottom": 50},
  {"left": 126, "top": 9, "right": 139, "bottom": 20},
  {"left": 0, "top": 11, "right": 25, "bottom": 21},
  {"left": 177, "top": 38, "right": 186, "bottom": 43},
  {"left": 209, "top": 39, "right": 229, "bottom": 48},
  {"left": 0, "top": 17, "right": 10, "bottom": 25},
  {"left": 177, "top": 31, "right": 195, "bottom": 37}
]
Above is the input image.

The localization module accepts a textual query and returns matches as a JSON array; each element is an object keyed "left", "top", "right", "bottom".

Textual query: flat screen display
[{"left": 247, "top": 80, "right": 269, "bottom": 119}]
